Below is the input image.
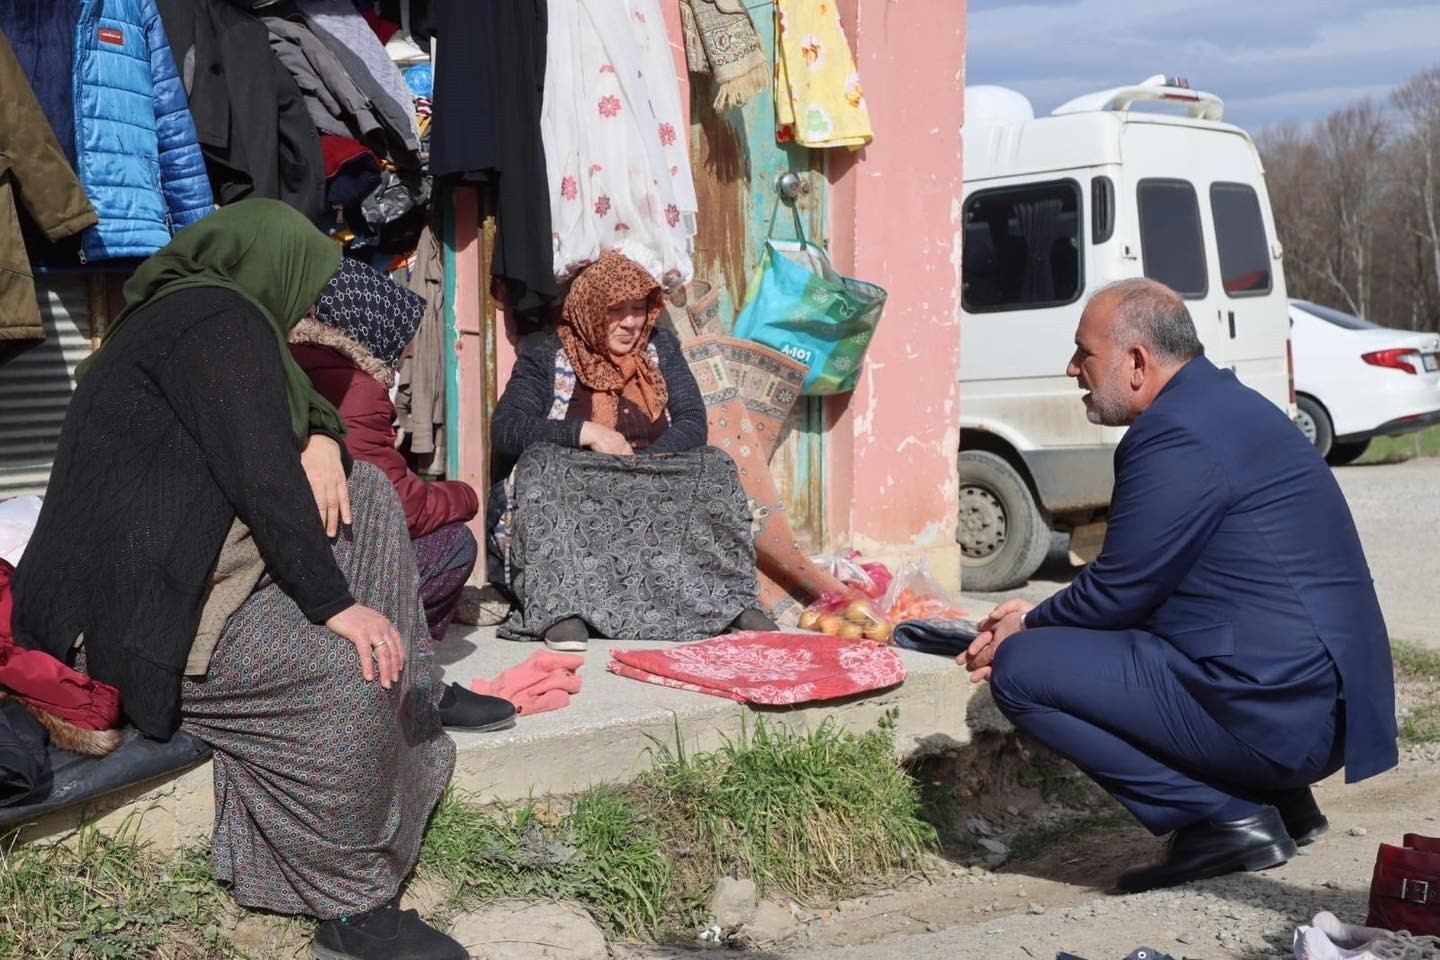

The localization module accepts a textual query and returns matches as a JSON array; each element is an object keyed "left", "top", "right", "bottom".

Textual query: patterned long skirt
[
  {"left": 497, "top": 444, "right": 758, "bottom": 643},
  {"left": 181, "top": 463, "right": 455, "bottom": 920}
]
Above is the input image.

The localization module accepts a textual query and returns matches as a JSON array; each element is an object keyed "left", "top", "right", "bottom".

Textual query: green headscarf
[{"left": 78, "top": 198, "right": 346, "bottom": 442}]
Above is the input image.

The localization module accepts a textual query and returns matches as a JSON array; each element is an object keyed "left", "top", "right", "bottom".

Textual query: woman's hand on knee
[
  {"left": 301, "top": 434, "right": 352, "bottom": 537},
  {"left": 326, "top": 603, "right": 406, "bottom": 688},
  {"left": 580, "top": 422, "right": 634, "bottom": 457}
]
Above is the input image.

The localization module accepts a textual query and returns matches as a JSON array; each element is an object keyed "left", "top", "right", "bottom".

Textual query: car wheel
[
  {"left": 1326, "top": 439, "right": 1371, "bottom": 467},
  {"left": 956, "top": 450, "right": 1051, "bottom": 592},
  {"left": 1295, "top": 395, "right": 1334, "bottom": 459}
]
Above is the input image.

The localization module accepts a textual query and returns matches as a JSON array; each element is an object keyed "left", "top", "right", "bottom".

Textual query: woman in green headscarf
[{"left": 13, "top": 200, "right": 467, "bottom": 960}]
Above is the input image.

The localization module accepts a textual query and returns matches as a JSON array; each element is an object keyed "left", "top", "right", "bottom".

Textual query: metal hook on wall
[{"left": 775, "top": 171, "right": 809, "bottom": 203}]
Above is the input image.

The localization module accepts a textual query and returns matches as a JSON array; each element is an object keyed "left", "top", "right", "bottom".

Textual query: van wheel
[
  {"left": 1326, "top": 439, "right": 1370, "bottom": 466},
  {"left": 956, "top": 450, "right": 1051, "bottom": 592},
  {"left": 1295, "top": 395, "right": 1333, "bottom": 459}
]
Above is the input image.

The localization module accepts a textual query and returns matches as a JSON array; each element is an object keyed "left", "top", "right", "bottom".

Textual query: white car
[{"left": 1289, "top": 299, "right": 1440, "bottom": 464}]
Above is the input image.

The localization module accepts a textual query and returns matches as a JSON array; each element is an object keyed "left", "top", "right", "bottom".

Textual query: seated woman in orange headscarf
[{"left": 489, "top": 252, "right": 774, "bottom": 651}]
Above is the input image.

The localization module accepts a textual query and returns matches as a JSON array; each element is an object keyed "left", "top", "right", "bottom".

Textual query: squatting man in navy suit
[{"left": 964, "top": 278, "right": 1398, "bottom": 892}]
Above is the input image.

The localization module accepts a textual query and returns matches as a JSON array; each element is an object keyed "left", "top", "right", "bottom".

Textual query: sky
[{"left": 965, "top": 0, "right": 1440, "bottom": 133}]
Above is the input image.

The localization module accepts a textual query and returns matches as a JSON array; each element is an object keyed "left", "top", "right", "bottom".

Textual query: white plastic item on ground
[
  {"left": 0, "top": 496, "right": 42, "bottom": 566},
  {"left": 1293, "top": 911, "right": 1440, "bottom": 960}
]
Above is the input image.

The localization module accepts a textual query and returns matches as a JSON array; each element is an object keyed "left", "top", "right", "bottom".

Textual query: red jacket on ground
[{"left": 291, "top": 343, "right": 478, "bottom": 539}]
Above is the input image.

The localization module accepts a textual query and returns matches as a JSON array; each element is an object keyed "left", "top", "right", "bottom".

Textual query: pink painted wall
[
  {"left": 826, "top": 0, "right": 967, "bottom": 585},
  {"left": 459, "top": 0, "right": 968, "bottom": 583}
]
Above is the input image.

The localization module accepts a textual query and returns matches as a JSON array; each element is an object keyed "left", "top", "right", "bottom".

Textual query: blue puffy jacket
[{"left": 72, "top": 0, "right": 214, "bottom": 260}]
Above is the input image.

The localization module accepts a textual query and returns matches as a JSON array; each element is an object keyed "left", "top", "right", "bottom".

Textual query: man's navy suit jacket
[{"left": 1024, "top": 356, "right": 1397, "bottom": 782}]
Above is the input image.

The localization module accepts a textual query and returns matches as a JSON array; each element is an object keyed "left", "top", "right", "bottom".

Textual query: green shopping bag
[{"left": 733, "top": 204, "right": 887, "bottom": 395}]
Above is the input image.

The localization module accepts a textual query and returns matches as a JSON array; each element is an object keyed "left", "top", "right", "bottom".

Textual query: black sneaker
[
  {"left": 311, "top": 901, "right": 466, "bottom": 960},
  {"left": 438, "top": 683, "right": 517, "bottom": 731}
]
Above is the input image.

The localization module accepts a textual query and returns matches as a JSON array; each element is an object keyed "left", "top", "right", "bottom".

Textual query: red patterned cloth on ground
[
  {"left": 607, "top": 632, "right": 906, "bottom": 705},
  {"left": 0, "top": 560, "right": 122, "bottom": 730}
]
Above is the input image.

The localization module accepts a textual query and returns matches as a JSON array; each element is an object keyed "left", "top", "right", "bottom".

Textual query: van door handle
[{"left": 1227, "top": 310, "right": 1236, "bottom": 338}]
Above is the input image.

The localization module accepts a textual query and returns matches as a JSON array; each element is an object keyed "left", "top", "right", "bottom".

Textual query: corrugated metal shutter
[{"left": 0, "top": 277, "right": 94, "bottom": 499}]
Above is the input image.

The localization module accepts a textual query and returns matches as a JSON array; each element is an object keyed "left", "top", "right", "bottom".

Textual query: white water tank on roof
[{"left": 965, "top": 85, "right": 1035, "bottom": 127}]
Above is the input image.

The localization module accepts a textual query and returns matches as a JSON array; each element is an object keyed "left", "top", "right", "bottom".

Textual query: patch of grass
[
  {"left": 1358, "top": 425, "right": 1440, "bottom": 465},
  {"left": 418, "top": 710, "right": 937, "bottom": 939},
  {"left": 1017, "top": 748, "right": 1109, "bottom": 810},
  {"left": 3, "top": 714, "right": 936, "bottom": 953},
  {"left": 1393, "top": 641, "right": 1440, "bottom": 683},
  {"left": 1008, "top": 808, "right": 1133, "bottom": 863},
  {"left": 0, "top": 813, "right": 243, "bottom": 959},
  {"left": 1401, "top": 701, "right": 1440, "bottom": 745},
  {"left": 642, "top": 710, "right": 936, "bottom": 903},
  {"left": 420, "top": 787, "right": 673, "bottom": 939}
]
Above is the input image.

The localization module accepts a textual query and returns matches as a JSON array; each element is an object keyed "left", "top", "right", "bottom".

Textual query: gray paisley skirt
[
  {"left": 181, "top": 462, "right": 455, "bottom": 920},
  {"left": 498, "top": 444, "right": 758, "bottom": 643}
]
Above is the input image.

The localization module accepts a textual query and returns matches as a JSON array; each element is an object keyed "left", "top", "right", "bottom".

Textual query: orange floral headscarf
[{"left": 557, "top": 252, "right": 669, "bottom": 429}]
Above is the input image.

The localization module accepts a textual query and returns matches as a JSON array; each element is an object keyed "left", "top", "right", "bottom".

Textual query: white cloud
[{"left": 966, "top": 0, "right": 1440, "bottom": 127}]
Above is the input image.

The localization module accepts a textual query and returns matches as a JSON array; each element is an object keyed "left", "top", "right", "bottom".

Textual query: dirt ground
[{"left": 615, "top": 743, "right": 1440, "bottom": 960}]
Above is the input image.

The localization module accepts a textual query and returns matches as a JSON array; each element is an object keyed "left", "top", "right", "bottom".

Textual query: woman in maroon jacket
[{"left": 290, "top": 259, "right": 502, "bottom": 729}]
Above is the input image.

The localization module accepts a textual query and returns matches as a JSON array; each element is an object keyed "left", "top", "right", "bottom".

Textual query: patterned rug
[
  {"left": 682, "top": 336, "right": 850, "bottom": 619},
  {"left": 608, "top": 631, "right": 906, "bottom": 704}
]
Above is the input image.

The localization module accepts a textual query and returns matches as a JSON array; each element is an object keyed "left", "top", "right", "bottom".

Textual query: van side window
[
  {"left": 962, "top": 180, "right": 1083, "bottom": 312},
  {"left": 1137, "top": 179, "right": 1207, "bottom": 298},
  {"left": 1210, "top": 183, "right": 1272, "bottom": 296}
]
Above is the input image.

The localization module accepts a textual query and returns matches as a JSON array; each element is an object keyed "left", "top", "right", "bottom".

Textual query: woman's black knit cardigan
[{"left": 12, "top": 289, "right": 355, "bottom": 738}]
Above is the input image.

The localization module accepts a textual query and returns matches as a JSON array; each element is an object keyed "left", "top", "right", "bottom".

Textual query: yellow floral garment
[{"left": 774, "top": 0, "right": 874, "bottom": 149}]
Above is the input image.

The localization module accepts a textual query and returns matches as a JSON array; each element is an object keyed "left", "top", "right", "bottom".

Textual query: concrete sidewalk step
[
  {"left": 439, "top": 627, "right": 979, "bottom": 802},
  {"left": 20, "top": 613, "right": 995, "bottom": 850}
]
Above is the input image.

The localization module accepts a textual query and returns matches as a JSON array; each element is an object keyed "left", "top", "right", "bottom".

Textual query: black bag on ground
[{"left": 0, "top": 698, "right": 51, "bottom": 807}]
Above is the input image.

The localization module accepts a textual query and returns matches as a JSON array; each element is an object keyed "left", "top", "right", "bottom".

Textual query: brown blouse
[{"left": 566, "top": 381, "right": 669, "bottom": 451}]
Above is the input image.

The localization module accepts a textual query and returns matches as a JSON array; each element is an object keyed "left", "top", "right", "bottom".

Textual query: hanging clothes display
[
  {"left": 296, "top": 0, "right": 422, "bottom": 154},
  {"left": 396, "top": 222, "right": 447, "bottom": 475},
  {"left": 542, "top": 0, "right": 699, "bottom": 288},
  {"left": 155, "top": 0, "right": 327, "bottom": 221},
  {"left": 774, "top": 0, "right": 874, "bottom": 149},
  {"left": 261, "top": 16, "right": 389, "bottom": 147},
  {"left": 25, "top": 0, "right": 215, "bottom": 261},
  {"left": 0, "top": 28, "right": 97, "bottom": 364},
  {"left": 678, "top": 0, "right": 769, "bottom": 113},
  {"left": 430, "top": 0, "right": 556, "bottom": 315}
]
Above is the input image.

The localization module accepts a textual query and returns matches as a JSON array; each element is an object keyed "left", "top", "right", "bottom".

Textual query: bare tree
[
  {"left": 1314, "top": 101, "right": 1389, "bottom": 318},
  {"left": 1258, "top": 69, "right": 1440, "bottom": 332},
  {"left": 1393, "top": 68, "right": 1440, "bottom": 328}
]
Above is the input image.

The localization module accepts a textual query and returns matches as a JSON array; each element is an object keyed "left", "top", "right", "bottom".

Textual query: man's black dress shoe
[
  {"left": 437, "top": 683, "right": 517, "bottom": 731},
  {"left": 1115, "top": 805, "right": 1298, "bottom": 893},
  {"left": 1270, "top": 786, "right": 1329, "bottom": 846}
]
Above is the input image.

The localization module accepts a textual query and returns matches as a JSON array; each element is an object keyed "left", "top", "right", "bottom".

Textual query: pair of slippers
[{"left": 471, "top": 651, "right": 584, "bottom": 716}]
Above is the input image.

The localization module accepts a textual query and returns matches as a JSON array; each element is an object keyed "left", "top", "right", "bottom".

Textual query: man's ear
[{"left": 1130, "top": 345, "right": 1147, "bottom": 388}]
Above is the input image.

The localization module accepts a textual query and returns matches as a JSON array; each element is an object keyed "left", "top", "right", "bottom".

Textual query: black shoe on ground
[
  {"left": 437, "top": 683, "right": 516, "bottom": 731},
  {"left": 1270, "top": 786, "right": 1329, "bottom": 846},
  {"left": 728, "top": 607, "right": 779, "bottom": 633},
  {"left": 543, "top": 616, "right": 590, "bottom": 652},
  {"left": 1115, "top": 805, "right": 1298, "bottom": 893},
  {"left": 311, "top": 901, "right": 467, "bottom": 960}
]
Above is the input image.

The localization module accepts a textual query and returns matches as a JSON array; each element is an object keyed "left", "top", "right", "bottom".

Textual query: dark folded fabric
[
  {"left": 0, "top": 725, "right": 210, "bottom": 828},
  {"left": 0, "top": 699, "right": 51, "bottom": 807},
  {"left": 892, "top": 618, "right": 981, "bottom": 658}
]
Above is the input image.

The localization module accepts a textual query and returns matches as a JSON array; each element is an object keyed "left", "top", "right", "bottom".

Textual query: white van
[{"left": 957, "top": 76, "right": 1295, "bottom": 591}]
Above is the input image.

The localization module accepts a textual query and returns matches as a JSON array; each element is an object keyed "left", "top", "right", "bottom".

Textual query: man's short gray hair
[{"left": 1091, "top": 279, "right": 1205, "bottom": 363}]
